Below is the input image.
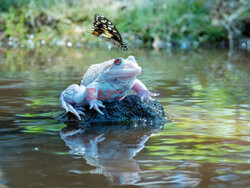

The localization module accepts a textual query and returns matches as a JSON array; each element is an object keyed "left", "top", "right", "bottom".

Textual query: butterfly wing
[{"left": 92, "top": 14, "right": 127, "bottom": 50}]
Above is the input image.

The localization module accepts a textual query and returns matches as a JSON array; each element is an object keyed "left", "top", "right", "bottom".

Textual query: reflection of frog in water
[
  {"left": 60, "top": 123, "right": 163, "bottom": 185},
  {"left": 60, "top": 56, "right": 157, "bottom": 120}
]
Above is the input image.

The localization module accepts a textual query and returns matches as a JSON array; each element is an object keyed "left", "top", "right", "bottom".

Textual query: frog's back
[{"left": 81, "top": 60, "right": 112, "bottom": 86}]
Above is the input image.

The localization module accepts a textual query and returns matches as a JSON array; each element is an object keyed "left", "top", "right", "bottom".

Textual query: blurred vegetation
[{"left": 0, "top": 0, "right": 249, "bottom": 49}]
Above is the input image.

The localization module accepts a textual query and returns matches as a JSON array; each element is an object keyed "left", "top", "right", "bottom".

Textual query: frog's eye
[
  {"left": 127, "top": 56, "right": 136, "bottom": 62},
  {"left": 114, "top": 58, "right": 122, "bottom": 66}
]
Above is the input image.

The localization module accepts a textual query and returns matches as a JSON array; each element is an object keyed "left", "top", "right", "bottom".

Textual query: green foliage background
[{"left": 0, "top": 0, "right": 249, "bottom": 48}]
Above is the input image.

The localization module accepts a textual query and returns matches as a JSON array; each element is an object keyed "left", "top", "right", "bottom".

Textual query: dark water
[{"left": 0, "top": 47, "right": 249, "bottom": 187}]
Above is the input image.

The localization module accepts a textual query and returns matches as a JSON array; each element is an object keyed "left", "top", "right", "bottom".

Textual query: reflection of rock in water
[{"left": 60, "top": 122, "right": 164, "bottom": 185}]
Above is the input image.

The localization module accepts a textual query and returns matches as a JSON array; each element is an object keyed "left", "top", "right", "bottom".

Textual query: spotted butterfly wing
[{"left": 92, "top": 14, "right": 127, "bottom": 50}]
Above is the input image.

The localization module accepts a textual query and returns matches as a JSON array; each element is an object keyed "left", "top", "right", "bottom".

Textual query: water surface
[{"left": 0, "top": 47, "right": 249, "bottom": 187}]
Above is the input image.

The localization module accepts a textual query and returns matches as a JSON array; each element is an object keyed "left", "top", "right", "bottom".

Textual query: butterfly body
[{"left": 92, "top": 14, "right": 127, "bottom": 50}]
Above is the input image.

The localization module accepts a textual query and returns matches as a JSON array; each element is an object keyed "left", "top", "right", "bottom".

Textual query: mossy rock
[{"left": 57, "top": 95, "right": 167, "bottom": 126}]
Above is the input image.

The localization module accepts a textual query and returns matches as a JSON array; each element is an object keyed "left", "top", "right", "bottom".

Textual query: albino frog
[{"left": 60, "top": 56, "right": 157, "bottom": 120}]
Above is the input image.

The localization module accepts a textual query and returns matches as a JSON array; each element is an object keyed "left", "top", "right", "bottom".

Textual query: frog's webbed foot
[
  {"left": 63, "top": 102, "right": 83, "bottom": 120},
  {"left": 88, "top": 100, "right": 105, "bottom": 115},
  {"left": 138, "top": 90, "right": 160, "bottom": 100},
  {"left": 75, "top": 107, "right": 85, "bottom": 111},
  {"left": 75, "top": 107, "right": 86, "bottom": 117},
  {"left": 62, "top": 101, "right": 85, "bottom": 120},
  {"left": 76, "top": 110, "right": 86, "bottom": 117},
  {"left": 132, "top": 79, "right": 159, "bottom": 100},
  {"left": 60, "top": 84, "right": 86, "bottom": 120}
]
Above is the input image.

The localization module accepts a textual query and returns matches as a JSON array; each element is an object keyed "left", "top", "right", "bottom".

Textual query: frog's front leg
[
  {"left": 60, "top": 84, "right": 86, "bottom": 120},
  {"left": 132, "top": 79, "right": 159, "bottom": 99},
  {"left": 86, "top": 83, "right": 105, "bottom": 115},
  {"left": 89, "top": 100, "right": 105, "bottom": 115}
]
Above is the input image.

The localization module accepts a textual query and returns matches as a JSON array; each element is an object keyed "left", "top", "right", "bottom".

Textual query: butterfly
[{"left": 92, "top": 14, "right": 128, "bottom": 50}]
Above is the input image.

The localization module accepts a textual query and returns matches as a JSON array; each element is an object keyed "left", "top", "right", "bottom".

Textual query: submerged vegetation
[{"left": 0, "top": 0, "right": 249, "bottom": 49}]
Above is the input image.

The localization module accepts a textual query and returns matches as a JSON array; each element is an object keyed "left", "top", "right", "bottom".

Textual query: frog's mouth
[{"left": 107, "top": 66, "right": 141, "bottom": 78}]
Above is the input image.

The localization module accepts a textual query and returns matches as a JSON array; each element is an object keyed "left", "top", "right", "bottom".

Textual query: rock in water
[{"left": 58, "top": 95, "right": 167, "bottom": 125}]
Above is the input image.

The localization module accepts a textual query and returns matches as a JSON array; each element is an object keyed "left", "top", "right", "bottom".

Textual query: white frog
[{"left": 60, "top": 56, "right": 157, "bottom": 120}]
